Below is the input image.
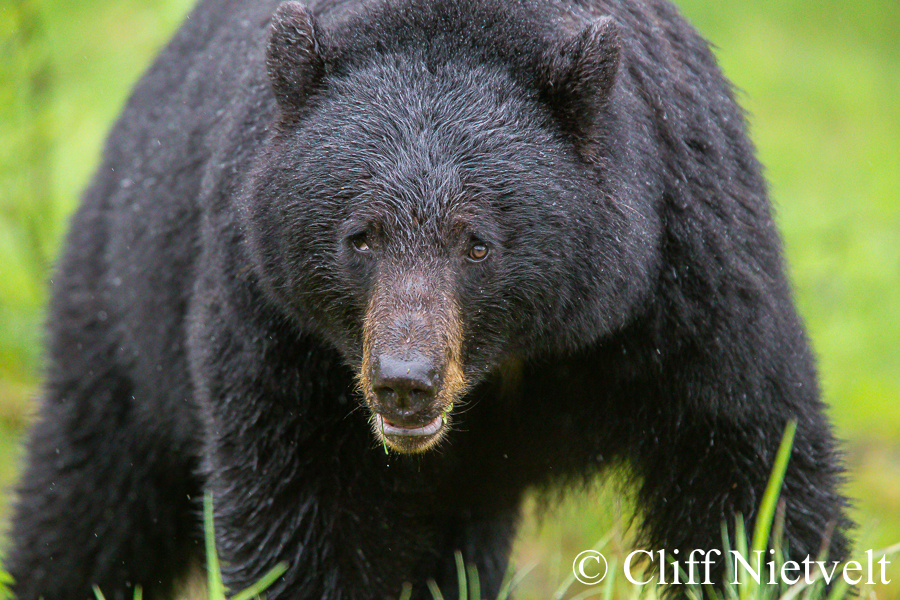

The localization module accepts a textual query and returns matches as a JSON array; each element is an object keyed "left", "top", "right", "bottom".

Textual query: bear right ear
[{"left": 266, "top": 2, "right": 325, "bottom": 122}]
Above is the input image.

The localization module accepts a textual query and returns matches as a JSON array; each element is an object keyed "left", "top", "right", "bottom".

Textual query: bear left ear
[
  {"left": 266, "top": 1, "right": 326, "bottom": 122},
  {"left": 539, "top": 17, "right": 621, "bottom": 148}
]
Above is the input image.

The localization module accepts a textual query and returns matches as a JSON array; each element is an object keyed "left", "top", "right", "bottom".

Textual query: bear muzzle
[{"left": 359, "top": 276, "right": 467, "bottom": 453}]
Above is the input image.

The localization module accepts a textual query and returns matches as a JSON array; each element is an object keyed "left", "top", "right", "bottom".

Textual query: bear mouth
[
  {"left": 377, "top": 414, "right": 443, "bottom": 437},
  {"left": 372, "top": 413, "right": 448, "bottom": 453}
]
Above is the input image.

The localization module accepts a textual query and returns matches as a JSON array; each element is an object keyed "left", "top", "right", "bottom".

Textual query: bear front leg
[
  {"left": 511, "top": 340, "right": 851, "bottom": 597},
  {"left": 630, "top": 398, "right": 851, "bottom": 594},
  {"left": 7, "top": 366, "right": 201, "bottom": 600}
]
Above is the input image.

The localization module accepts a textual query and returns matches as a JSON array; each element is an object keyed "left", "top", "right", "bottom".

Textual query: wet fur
[{"left": 7, "top": 0, "right": 850, "bottom": 598}]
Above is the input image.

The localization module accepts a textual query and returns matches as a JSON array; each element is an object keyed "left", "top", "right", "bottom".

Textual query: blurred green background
[{"left": 1, "top": 0, "right": 898, "bottom": 597}]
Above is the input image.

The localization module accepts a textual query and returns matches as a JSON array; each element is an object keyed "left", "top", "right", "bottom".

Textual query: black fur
[{"left": 7, "top": 0, "right": 850, "bottom": 598}]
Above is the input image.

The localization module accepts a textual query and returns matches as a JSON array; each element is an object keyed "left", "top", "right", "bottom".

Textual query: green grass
[{"left": 1, "top": 0, "right": 898, "bottom": 597}]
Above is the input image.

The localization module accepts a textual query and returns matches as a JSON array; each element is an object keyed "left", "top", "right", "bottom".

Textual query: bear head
[{"left": 241, "top": 0, "right": 656, "bottom": 452}]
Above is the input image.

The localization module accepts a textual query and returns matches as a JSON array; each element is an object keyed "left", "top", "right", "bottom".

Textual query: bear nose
[{"left": 371, "top": 355, "right": 438, "bottom": 420}]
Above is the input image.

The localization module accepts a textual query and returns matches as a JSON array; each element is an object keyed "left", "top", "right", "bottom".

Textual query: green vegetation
[{"left": 1, "top": 0, "right": 897, "bottom": 598}]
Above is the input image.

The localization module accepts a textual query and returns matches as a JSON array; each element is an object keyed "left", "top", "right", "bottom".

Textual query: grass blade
[
  {"left": 426, "top": 578, "right": 445, "bottom": 600},
  {"left": 751, "top": 420, "right": 797, "bottom": 557},
  {"left": 496, "top": 559, "right": 536, "bottom": 600},
  {"left": 741, "top": 421, "right": 796, "bottom": 600},
  {"left": 454, "top": 550, "right": 467, "bottom": 600},
  {"left": 231, "top": 562, "right": 289, "bottom": 600},
  {"left": 466, "top": 563, "right": 481, "bottom": 600},
  {"left": 204, "top": 491, "right": 226, "bottom": 600},
  {"left": 398, "top": 582, "right": 413, "bottom": 600}
]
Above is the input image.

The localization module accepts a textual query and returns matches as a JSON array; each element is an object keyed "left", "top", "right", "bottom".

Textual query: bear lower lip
[{"left": 377, "top": 414, "right": 443, "bottom": 437}]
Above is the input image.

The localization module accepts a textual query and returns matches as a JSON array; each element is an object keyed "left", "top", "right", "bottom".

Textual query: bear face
[{"left": 241, "top": 2, "right": 656, "bottom": 451}]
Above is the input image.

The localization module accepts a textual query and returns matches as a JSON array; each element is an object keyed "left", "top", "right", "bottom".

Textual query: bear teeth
[{"left": 378, "top": 415, "right": 443, "bottom": 437}]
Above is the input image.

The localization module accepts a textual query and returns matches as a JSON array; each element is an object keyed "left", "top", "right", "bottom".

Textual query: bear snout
[{"left": 360, "top": 275, "right": 467, "bottom": 452}]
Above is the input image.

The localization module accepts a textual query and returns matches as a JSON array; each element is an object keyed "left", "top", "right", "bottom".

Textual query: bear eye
[
  {"left": 350, "top": 233, "right": 371, "bottom": 253},
  {"left": 467, "top": 242, "right": 489, "bottom": 262}
]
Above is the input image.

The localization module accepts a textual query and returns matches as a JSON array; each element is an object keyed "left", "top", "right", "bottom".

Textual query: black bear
[{"left": 7, "top": 0, "right": 851, "bottom": 598}]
